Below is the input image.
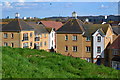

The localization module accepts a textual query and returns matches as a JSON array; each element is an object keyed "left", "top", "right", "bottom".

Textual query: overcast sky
[{"left": 1, "top": 1, "right": 119, "bottom": 19}]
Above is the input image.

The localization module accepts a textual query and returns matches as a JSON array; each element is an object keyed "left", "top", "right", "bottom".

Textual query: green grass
[{"left": 2, "top": 47, "right": 120, "bottom": 78}]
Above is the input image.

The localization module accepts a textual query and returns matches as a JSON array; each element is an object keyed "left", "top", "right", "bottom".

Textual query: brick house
[
  {"left": 56, "top": 18, "right": 112, "bottom": 62},
  {"left": 1, "top": 19, "right": 35, "bottom": 49}
]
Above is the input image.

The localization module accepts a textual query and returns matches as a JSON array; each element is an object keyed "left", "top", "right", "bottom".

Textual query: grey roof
[
  {"left": 56, "top": 19, "right": 84, "bottom": 33},
  {"left": 2, "top": 19, "right": 34, "bottom": 32},
  {"left": 112, "top": 26, "right": 120, "bottom": 35},
  {"left": 83, "top": 24, "right": 109, "bottom": 37}
]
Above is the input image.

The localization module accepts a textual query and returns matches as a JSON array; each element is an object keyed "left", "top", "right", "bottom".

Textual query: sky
[{"left": 0, "top": 1, "right": 119, "bottom": 19}]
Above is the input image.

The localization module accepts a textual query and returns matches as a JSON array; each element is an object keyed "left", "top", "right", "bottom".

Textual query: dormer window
[{"left": 97, "top": 36, "right": 101, "bottom": 42}]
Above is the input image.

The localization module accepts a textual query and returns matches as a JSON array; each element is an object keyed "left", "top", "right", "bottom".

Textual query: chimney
[
  {"left": 85, "top": 18, "right": 89, "bottom": 22},
  {"left": 72, "top": 11, "right": 77, "bottom": 19},
  {"left": 15, "top": 13, "right": 20, "bottom": 19}
]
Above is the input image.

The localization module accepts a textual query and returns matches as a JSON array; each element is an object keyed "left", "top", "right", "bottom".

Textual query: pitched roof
[
  {"left": 40, "top": 21, "right": 63, "bottom": 30},
  {"left": 56, "top": 19, "right": 84, "bottom": 34},
  {"left": 34, "top": 24, "right": 49, "bottom": 35},
  {"left": 28, "top": 22, "right": 49, "bottom": 35},
  {"left": 2, "top": 19, "right": 34, "bottom": 32},
  {"left": 108, "top": 36, "right": 120, "bottom": 49},
  {"left": 83, "top": 24, "right": 109, "bottom": 37},
  {"left": 112, "top": 26, "right": 120, "bottom": 35}
]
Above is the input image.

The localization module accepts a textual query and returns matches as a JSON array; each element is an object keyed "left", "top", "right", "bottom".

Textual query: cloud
[
  {"left": 65, "top": 2, "right": 72, "bottom": 8},
  {"left": 18, "top": 0, "right": 25, "bottom": 2},
  {"left": 3, "top": 1, "right": 13, "bottom": 8},
  {"left": 15, "top": 2, "right": 38, "bottom": 6},
  {"left": 100, "top": 4, "right": 108, "bottom": 8}
]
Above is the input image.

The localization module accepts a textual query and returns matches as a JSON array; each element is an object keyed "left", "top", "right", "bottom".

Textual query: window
[
  {"left": 112, "top": 50, "right": 119, "bottom": 55},
  {"left": 65, "top": 35, "right": 68, "bottom": 41},
  {"left": 97, "top": 46, "right": 101, "bottom": 53},
  {"left": 23, "top": 33, "right": 28, "bottom": 37},
  {"left": 4, "top": 42, "right": 8, "bottom": 46},
  {"left": 44, "top": 41, "right": 46, "bottom": 46},
  {"left": 52, "top": 33, "right": 53, "bottom": 37},
  {"left": 65, "top": 46, "right": 68, "bottom": 52},
  {"left": 35, "top": 43, "right": 39, "bottom": 46},
  {"left": 30, "top": 42, "right": 32, "bottom": 47},
  {"left": 4, "top": 33, "right": 8, "bottom": 38},
  {"left": 40, "top": 34, "right": 42, "bottom": 38},
  {"left": 35, "top": 37, "right": 40, "bottom": 41},
  {"left": 97, "top": 36, "right": 101, "bottom": 42},
  {"left": 30, "top": 33, "right": 32, "bottom": 37},
  {"left": 23, "top": 43, "right": 28, "bottom": 48},
  {"left": 40, "top": 42, "right": 42, "bottom": 47},
  {"left": 11, "top": 33, "right": 14, "bottom": 38},
  {"left": 52, "top": 40, "right": 53, "bottom": 45},
  {"left": 11, "top": 43, "right": 14, "bottom": 47},
  {"left": 86, "top": 47, "right": 91, "bottom": 52},
  {"left": 72, "top": 46, "right": 77, "bottom": 52},
  {"left": 86, "top": 58, "right": 91, "bottom": 62},
  {"left": 44, "top": 34, "right": 46, "bottom": 38},
  {"left": 72, "top": 35, "right": 77, "bottom": 41},
  {"left": 23, "top": 33, "right": 28, "bottom": 41},
  {"left": 86, "top": 37, "right": 90, "bottom": 41}
]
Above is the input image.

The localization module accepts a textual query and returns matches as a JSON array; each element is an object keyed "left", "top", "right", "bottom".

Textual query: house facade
[
  {"left": 1, "top": 19, "right": 35, "bottom": 49},
  {"left": 92, "top": 29, "right": 105, "bottom": 64},
  {"left": 56, "top": 18, "right": 111, "bottom": 63},
  {"left": 107, "top": 36, "right": 120, "bottom": 70}
]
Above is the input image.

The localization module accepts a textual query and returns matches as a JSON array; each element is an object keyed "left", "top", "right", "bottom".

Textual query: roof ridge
[
  {"left": 61, "top": 19, "right": 72, "bottom": 27},
  {"left": 18, "top": 19, "right": 22, "bottom": 31},
  {"left": 76, "top": 19, "right": 85, "bottom": 32}
]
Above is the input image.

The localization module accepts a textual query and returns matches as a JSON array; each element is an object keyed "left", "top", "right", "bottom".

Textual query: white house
[
  {"left": 48, "top": 28, "right": 56, "bottom": 50},
  {"left": 92, "top": 29, "right": 105, "bottom": 64}
]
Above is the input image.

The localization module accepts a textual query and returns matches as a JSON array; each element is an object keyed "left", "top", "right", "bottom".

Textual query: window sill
[
  {"left": 86, "top": 51, "right": 90, "bottom": 53},
  {"left": 97, "top": 41, "right": 101, "bottom": 42},
  {"left": 73, "top": 51, "right": 77, "bottom": 52},
  {"left": 86, "top": 41, "right": 90, "bottom": 42},
  {"left": 72, "top": 40, "right": 77, "bottom": 41}
]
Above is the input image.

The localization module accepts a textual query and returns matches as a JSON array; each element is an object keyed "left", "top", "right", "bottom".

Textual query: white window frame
[
  {"left": 11, "top": 43, "right": 14, "bottom": 47},
  {"left": 97, "top": 36, "right": 101, "bottom": 42},
  {"left": 86, "top": 37, "right": 90, "bottom": 41},
  {"left": 65, "top": 35, "right": 68, "bottom": 41},
  {"left": 44, "top": 41, "right": 46, "bottom": 46},
  {"left": 72, "top": 35, "right": 77, "bottom": 41},
  {"left": 86, "top": 46, "right": 91, "bottom": 52},
  {"left": 11, "top": 33, "right": 14, "bottom": 38},
  {"left": 40, "top": 42, "right": 42, "bottom": 47},
  {"left": 97, "top": 46, "right": 101, "bottom": 53},
  {"left": 72, "top": 46, "right": 77, "bottom": 52},
  {"left": 23, "top": 42, "right": 28, "bottom": 48},
  {"left": 65, "top": 46, "right": 68, "bottom": 52},
  {"left": 4, "top": 42, "right": 8, "bottom": 46},
  {"left": 4, "top": 33, "right": 8, "bottom": 38}
]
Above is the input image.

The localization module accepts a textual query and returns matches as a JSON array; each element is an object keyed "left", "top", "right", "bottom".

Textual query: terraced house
[
  {"left": 56, "top": 18, "right": 113, "bottom": 64},
  {"left": 28, "top": 20, "right": 63, "bottom": 51},
  {"left": 1, "top": 19, "right": 35, "bottom": 49}
]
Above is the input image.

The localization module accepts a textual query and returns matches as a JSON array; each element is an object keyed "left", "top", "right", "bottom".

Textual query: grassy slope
[{"left": 2, "top": 47, "right": 120, "bottom": 78}]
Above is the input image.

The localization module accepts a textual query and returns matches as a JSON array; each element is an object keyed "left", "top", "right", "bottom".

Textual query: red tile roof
[
  {"left": 108, "top": 36, "right": 120, "bottom": 49},
  {"left": 40, "top": 21, "right": 63, "bottom": 30}
]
